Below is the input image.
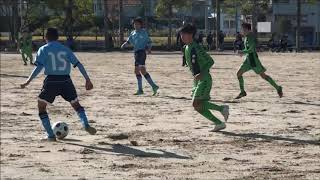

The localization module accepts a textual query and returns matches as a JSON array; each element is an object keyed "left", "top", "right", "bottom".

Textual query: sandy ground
[{"left": 1, "top": 51, "right": 320, "bottom": 180}]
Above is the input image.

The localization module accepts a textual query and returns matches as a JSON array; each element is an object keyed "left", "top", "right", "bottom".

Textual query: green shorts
[
  {"left": 239, "top": 52, "right": 266, "bottom": 74},
  {"left": 192, "top": 74, "right": 212, "bottom": 101}
]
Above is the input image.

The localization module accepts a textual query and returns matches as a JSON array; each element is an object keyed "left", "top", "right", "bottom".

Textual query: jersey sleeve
[
  {"left": 34, "top": 48, "right": 46, "bottom": 66},
  {"left": 127, "top": 32, "right": 134, "bottom": 44},
  {"left": 242, "top": 35, "right": 256, "bottom": 54},
  {"left": 66, "top": 48, "right": 80, "bottom": 67},
  {"left": 196, "top": 46, "right": 214, "bottom": 73}
]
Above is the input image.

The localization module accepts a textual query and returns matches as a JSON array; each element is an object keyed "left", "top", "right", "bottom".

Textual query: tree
[
  {"left": 103, "top": 0, "right": 113, "bottom": 50},
  {"left": 155, "top": 0, "right": 192, "bottom": 48},
  {"left": 223, "top": 0, "right": 271, "bottom": 37}
]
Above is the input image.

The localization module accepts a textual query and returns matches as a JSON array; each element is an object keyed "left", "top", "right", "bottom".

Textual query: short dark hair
[
  {"left": 180, "top": 24, "right": 197, "bottom": 36},
  {"left": 46, "top": 28, "right": 59, "bottom": 41},
  {"left": 133, "top": 17, "right": 143, "bottom": 25},
  {"left": 241, "top": 23, "right": 251, "bottom": 30}
]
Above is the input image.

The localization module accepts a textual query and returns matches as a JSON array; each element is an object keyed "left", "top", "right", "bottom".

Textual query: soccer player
[
  {"left": 20, "top": 28, "right": 96, "bottom": 141},
  {"left": 180, "top": 24, "right": 229, "bottom": 132},
  {"left": 19, "top": 31, "right": 33, "bottom": 65},
  {"left": 235, "top": 23, "right": 283, "bottom": 99},
  {"left": 121, "top": 17, "right": 159, "bottom": 96}
]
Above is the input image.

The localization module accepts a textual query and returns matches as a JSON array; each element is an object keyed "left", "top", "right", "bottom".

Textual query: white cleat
[
  {"left": 209, "top": 122, "right": 226, "bottom": 132},
  {"left": 221, "top": 105, "right": 229, "bottom": 122}
]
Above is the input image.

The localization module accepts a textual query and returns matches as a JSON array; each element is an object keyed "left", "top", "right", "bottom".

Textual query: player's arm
[
  {"left": 241, "top": 35, "right": 256, "bottom": 54},
  {"left": 121, "top": 33, "right": 133, "bottom": 49},
  {"left": 68, "top": 51, "right": 93, "bottom": 90},
  {"left": 20, "top": 65, "right": 43, "bottom": 88},
  {"left": 194, "top": 48, "right": 214, "bottom": 80},
  {"left": 21, "top": 49, "right": 44, "bottom": 88}
]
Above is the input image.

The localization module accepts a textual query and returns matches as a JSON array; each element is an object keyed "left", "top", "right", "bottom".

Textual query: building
[{"left": 271, "top": 0, "right": 320, "bottom": 46}]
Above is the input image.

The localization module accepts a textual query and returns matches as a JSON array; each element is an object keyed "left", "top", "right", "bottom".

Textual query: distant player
[
  {"left": 235, "top": 23, "right": 283, "bottom": 99},
  {"left": 20, "top": 28, "right": 96, "bottom": 141},
  {"left": 19, "top": 31, "right": 33, "bottom": 65},
  {"left": 180, "top": 24, "right": 229, "bottom": 132},
  {"left": 121, "top": 17, "right": 159, "bottom": 95}
]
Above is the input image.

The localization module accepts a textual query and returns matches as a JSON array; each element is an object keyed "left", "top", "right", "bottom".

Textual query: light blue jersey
[
  {"left": 35, "top": 41, "right": 79, "bottom": 75},
  {"left": 127, "top": 29, "right": 152, "bottom": 52}
]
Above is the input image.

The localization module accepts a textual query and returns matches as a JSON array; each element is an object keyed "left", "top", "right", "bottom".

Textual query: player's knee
[
  {"left": 260, "top": 73, "right": 268, "bottom": 79},
  {"left": 37, "top": 100, "right": 47, "bottom": 113},
  {"left": 134, "top": 68, "right": 140, "bottom": 75},
  {"left": 237, "top": 71, "right": 242, "bottom": 78},
  {"left": 71, "top": 102, "right": 82, "bottom": 111},
  {"left": 140, "top": 67, "right": 147, "bottom": 75},
  {"left": 192, "top": 102, "right": 202, "bottom": 112}
]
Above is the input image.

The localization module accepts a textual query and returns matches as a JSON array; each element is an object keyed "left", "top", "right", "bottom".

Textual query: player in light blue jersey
[
  {"left": 121, "top": 17, "right": 159, "bottom": 95},
  {"left": 20, "top": 28, "right": 96, "bottom": 141}
]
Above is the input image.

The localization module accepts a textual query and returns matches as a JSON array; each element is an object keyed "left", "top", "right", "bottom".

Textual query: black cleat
[
  {"left": 235, "top": 91, "right": 247, "bottom": 99},
  {"left": 277, "top": 86, "right": 283, "bottom": 98}
]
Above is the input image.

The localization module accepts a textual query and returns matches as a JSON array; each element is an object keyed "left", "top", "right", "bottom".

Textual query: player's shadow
[
  {"left": 158, "top": 95, "right": 240, "bottom": 104},
  {"left": 220, "top": 131, "right": 320, "bottom": 145},
  {"left": 64, "top": 142, "right": 191, "bottom": 159}
]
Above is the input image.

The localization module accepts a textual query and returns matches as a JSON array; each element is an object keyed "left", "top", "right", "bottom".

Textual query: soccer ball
[{"left": 52, "top": 121, "right": 69, "bottom": 139}]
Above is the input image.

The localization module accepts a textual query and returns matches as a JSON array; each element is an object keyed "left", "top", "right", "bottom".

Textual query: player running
[
  {"left": 19, "top": 31, "right": 33, "bottom": 65},
  {"left": 180, "top": 24, "right": 229, "bottom": 132},
  {"left": 20, "top": 28, "right": 96, "bottom": 141},
  {"left": 235, "top": 23, "right": 283, "bottom": 99},
  {"left": 121, "top": 17, "right": 159, "bottom": 96}
]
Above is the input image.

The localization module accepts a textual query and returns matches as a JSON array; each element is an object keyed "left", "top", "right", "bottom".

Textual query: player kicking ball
[
  {"left": 235, "top": 23, "right": 283, "bottom": 99},
  {"left": 121, "top": 17, "right": 159, "bottom": 96},
  {"left": 20, "top": 28, "right": 96, "bottom": 141},
  {"left": 180, "top": 24, "right": 229, "bottom": 132}
]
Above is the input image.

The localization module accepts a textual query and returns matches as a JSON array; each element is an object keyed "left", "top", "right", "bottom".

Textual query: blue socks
[
  {"left": 144, "top": 73, "right": 157, "bottom": 88},
  {"left": 136, "top": 74, "right": 143, "bottom": 91},
  {"left": 39, "top": 112, "right": 55, "bottom": 138},
  {"left": 76, "top": 107, "right": 89, "bottom": 128}
]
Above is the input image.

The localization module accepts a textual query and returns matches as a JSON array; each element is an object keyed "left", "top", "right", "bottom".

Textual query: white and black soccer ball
[{"left": 52, "top": 121, "right": 69, "bottom": 139}]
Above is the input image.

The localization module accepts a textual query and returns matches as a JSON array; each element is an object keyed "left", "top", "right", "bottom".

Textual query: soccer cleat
[
  {"left": 152, "top": 85, "right": 159, "bottom": 96},
  {"left": 235, "top": 91, "right": 247, "bottom": 99},
  {"left": 221, "top": 105, "right": 229, "bottom": 122},
  {"left": 85, "top": 126, "right": 97, "bottom": 135},
  {"left": 134, "top": 90, "right": 144, "bottom": 95},
  {"left": 209, "top": 122, "right": 226, "bottom": 132},
  {"left": 277, "top": 86, "right": 283, "bottom": 98}
]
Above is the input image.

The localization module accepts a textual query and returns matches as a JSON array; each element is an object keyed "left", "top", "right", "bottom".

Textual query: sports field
[{"left": 1, "top": 51, "right": 319, "bottom": 179}]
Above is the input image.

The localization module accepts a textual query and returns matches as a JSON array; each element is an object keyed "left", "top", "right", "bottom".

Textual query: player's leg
[
  {"left": 134, "top": 51, "right": 144, "bottom": 95},
  {"left": 38, "top": 100, "right": 56, "bottom": 141},
  {"left": 192, "top": 76, "right": 227, "bottom": 131},
  {"left": 21, "top": 51, "right": 27, "bottom": 65},
  {"left": 134, "top": 66, "right": 144, "bottom": 95},
  {"left": 259, "top": 72, "right": 283, "bottom": 98},
  {"left": 27, "top": 48, "right": 33, "bottom": 65},
  {"left": 38, "top": 78, "right": 57, "bottom": 141},
  {"left": 140, "top": 66, "right": 159, "bottom": 96},
  {"left": 235, "top": 65, "right": 249, "bottom": 99},
  {"left": 70, "top": 101, "right": 97, "bottom": 135},
  {"left": 61, "top": 78, "right": 96, "bottom": 135}
]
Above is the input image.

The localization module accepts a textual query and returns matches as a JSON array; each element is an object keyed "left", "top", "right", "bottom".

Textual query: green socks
[
  {"left": 238, "top": 76, "right": 245, "bottom": 92},
  {"left": 265, "top": 76, "right": 280, "bottom": 90},
  {"left": 203, "top": 101, "right": 223, "bottom": 112},
  {"left": 198, "top": 109, "right": 223, "bottom": 125}
]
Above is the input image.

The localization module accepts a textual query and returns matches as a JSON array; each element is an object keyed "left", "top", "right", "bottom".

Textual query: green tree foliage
[{"left": 155, "top": 0, "right": 192, "bottom": 48}]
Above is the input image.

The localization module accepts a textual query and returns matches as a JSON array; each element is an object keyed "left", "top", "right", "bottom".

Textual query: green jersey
[
  {"left": 239, "top": 33, "right": 266, "bottom": 74},
  {"left": 184, "top": 41, "right": 214, "bottom": 76},
  {"left": 184, "top": 41, "right": 214, "bottom": 101}
]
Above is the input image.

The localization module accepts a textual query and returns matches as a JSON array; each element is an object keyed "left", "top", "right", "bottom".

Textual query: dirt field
[{"left": 1, "top": 51, "right": 319, "bottom": 179}]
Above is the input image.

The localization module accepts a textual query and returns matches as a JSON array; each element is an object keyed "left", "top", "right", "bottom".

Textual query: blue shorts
[
  {"left": 134, "top": 50, "right": 146, "bottom": 66},
  {"left": 39, "top": 75, "right": 78, "bottom": 104}
]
